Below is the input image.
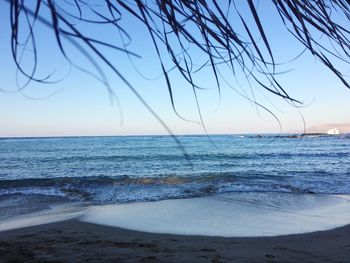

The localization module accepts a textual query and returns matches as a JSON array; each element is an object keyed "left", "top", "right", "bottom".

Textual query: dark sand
[{"left": 1, "top": 219, "right": 350, "bottom": 262}]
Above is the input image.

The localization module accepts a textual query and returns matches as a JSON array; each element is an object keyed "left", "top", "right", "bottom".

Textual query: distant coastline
[
  {"left": 306, "top": 123, "right": 350, "bottom": 134},
  {"left": 1, "top": 123, "right": 349, "bottom": 139}
]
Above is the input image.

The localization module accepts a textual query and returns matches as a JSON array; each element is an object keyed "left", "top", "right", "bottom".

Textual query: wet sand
[{"left": 1, "top": 219, "right": 350, "bottom": 262}]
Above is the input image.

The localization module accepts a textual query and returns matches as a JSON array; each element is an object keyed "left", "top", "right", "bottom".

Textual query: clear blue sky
[{"left": 0, "top": 1, "right": 349, "bottom": 137}]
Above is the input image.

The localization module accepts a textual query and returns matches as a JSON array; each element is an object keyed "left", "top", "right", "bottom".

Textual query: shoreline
[
  {"left": 80, "top": 193, "right": 350, "bottom": 237},
  {"left": 1, "top": 219, "right": 350, "bottom": 262},
  {"left": 2, "top": 192, "right": 350, "bottom": 236}
]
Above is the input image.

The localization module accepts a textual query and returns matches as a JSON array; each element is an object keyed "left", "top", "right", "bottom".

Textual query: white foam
[
  {"left": 81, "top": 193, "right": 350, "bottom": 237},
  {"left": 0, "top": 206, "right": 85, "bottom": 232}
]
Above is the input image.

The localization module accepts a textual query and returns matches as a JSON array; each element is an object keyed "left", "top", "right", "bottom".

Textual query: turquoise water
[{"left": 0, "top": 135, "right": 349, "bottom": 211}]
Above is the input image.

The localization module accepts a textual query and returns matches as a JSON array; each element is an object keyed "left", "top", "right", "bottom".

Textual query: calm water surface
[{"left": 0, "top": 135, "right": 349, "bottom": 213}]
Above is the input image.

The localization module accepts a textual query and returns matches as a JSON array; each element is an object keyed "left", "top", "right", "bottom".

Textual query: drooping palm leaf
[{"left": 3, "top": 0, "right": 350, "bottom": 124}]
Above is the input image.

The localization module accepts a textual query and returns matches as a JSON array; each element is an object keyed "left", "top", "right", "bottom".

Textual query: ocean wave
[
  {"left": 1, "top": 151, "right": 348, "bottom": 165},
  {"left": 0, "top": 173, "right": 329, "bottom": 204}
]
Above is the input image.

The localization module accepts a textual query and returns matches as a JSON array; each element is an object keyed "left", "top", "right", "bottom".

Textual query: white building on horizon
[{"left": 327, "top": 128, "right": 340, "bottom": 135}]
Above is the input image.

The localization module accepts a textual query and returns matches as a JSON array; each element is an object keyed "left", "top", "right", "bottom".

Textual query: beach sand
[{"left": 1, "top": 219, "right": 350, "bottom": 262}]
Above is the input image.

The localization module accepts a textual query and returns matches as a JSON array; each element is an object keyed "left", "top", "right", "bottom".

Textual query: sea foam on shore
[
  {"left": 81, "top": 193, "right": 350, "bottom": 237},
  {"left": 0, "top": 204, "right": 85, "bottom": 232}
]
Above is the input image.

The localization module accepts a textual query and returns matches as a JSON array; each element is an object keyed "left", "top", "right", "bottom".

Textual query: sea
[{"left": 1, "top": 134, "right": 350, "bottom": 223}]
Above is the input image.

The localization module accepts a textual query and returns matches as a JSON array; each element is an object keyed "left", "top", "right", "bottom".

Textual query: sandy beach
[{"left": 1, "top": 219, "right": 350, "bottom": 262}]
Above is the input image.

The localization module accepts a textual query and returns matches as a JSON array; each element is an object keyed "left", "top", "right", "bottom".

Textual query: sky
[{"left": 0, "top": 1, "right": 349, "bottom": 137}]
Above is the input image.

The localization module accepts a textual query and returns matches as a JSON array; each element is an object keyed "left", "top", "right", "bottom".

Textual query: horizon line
[{"left": 0, "top": 131, "right": 331, "bottom": 139}]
